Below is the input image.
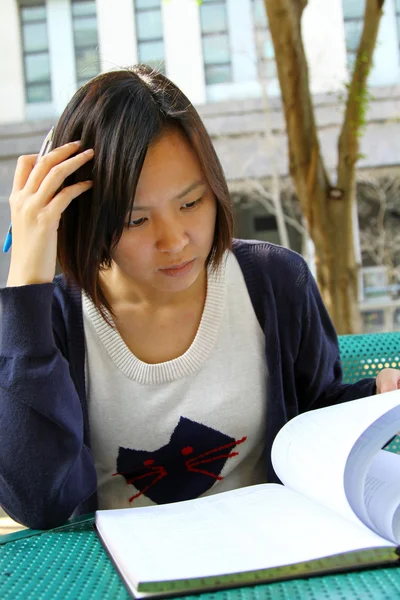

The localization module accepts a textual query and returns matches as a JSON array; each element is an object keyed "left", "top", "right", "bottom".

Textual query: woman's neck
[{"left": 99, "top": 265, "right": 207, "bottom": 314}]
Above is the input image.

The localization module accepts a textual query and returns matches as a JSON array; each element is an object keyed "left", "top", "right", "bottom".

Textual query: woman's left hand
[{"left": 376, "top": 368, "right": 400, "bottom": 393}]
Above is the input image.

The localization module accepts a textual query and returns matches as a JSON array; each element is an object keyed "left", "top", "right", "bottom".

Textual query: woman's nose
[{"left": 155, "top": 221, "right": 189, "bottom": 254}]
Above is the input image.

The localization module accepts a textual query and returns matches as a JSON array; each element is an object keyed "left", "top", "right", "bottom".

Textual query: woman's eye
[
  {"left": 127, "top": 217, "right": 147, "bottom": 228},
  {"left": 182, "top": 199, "right": 201, "bottom": 210}
]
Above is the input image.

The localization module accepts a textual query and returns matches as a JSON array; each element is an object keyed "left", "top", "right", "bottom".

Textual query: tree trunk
[{"left": 265, "top": 0, "right": 384, "bottom": 334}]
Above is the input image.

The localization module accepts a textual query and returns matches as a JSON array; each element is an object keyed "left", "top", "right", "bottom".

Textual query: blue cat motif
[{"left": 114, "top": 417, "right": 247, "bottom": 504}]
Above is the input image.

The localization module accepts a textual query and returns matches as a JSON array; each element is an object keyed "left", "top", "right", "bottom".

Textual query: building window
[
  {"left": 134, "top": 0, "right": 165, "bottom": 73},
  {"left": 20, "top": 3, "right": 52, "bottom": 103},
  {"left": 200, "top": 0, "right": 232, "bottom": 85},
  {"left": 71, "top": 0, "right": 101, "bottom": 87},
  {"left": 342, "top": 0, "right": 365, "bottom": 71},
  {"left": 252, "top": 0, "right": 276, "bottom": 80}
]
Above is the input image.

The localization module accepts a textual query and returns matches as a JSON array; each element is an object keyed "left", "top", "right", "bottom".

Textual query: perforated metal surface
[
  {"left": 0, "top": 519, "right": 400, "bottom": 599},
  {"left": 0, "top": 520, "right": 128, "bottom": 600},
  {"left": 1, "top": 333, "right": 400, "bottom": 599},
  {"left": 339, "top": 332, "right": 400, "bottom": 383},
  {"left": 339, "top": 332, "right": 400, "bottom": 455}
]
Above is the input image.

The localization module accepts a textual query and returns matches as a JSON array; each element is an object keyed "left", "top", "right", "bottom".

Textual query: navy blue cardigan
[{"left": 0, "top": 239, "right": 376, "bottom": 529}]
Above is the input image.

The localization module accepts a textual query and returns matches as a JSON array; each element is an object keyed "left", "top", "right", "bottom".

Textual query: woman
[{"left": 1, "top": 65, "right": 398, "bottom": 530}]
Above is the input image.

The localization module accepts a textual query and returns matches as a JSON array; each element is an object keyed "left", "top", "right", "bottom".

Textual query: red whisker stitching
[
  {"left": 188, "top": 452, "right": 239, "bottom": 468},
  {"left": 112, "top": 465, "right": 165, "bottom": 482},
  {"left": 127, "top": 466, "right": 165, "bottom": 484},
  {"left": 186, "top": 437, "right": 247, "bottom": 465},
  {"left": 128, "top": 469, "right": 167, "bottom": 502},
  {"left": 186, "top": 465, "right": 224, "bottom": 480},
  {"left": 113, "top": 466, "right": 167, "bottom": 502}
]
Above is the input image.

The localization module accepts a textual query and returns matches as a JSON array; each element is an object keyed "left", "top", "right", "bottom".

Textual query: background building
[{"left": 1, "top": 0, "right": 400, "bottom": 331}]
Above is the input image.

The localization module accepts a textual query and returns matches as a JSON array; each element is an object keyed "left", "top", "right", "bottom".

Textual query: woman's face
[{"left": 111, "top": 128, "right": 217, "bottom": 297}]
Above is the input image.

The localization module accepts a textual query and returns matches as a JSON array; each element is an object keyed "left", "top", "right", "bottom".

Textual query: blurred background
[{"left": 1, "top": 0, "right": 400, "bottom": 334}]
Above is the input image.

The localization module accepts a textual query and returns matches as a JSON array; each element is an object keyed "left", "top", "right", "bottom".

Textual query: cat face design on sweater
[{"left": 113, "top": 417, "right": 247, "bottom": 504}]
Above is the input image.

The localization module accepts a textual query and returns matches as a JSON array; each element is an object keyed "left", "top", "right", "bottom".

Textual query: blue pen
[{"left": 3, "top": 126, "right": 55, "bottom": 253}]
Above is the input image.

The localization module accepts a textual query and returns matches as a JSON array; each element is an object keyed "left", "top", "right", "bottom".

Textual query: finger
[
  {"left": 44, "top": 180, "right": 93, "bottom": 221},
  {"left": 33, "top": 149, "right": 94, "bottom": 209},
  {"left": 25, "top": 141, "right": 82, "bottom": 193},
  {"left": 379, "top": 383, "right": 398, "bottom": 393},
  {"left": 377, "top": 370, "right": 400, "bottom": 394},
  {"left": 12, "top": 155, "right": 39, "bottom": 193}
]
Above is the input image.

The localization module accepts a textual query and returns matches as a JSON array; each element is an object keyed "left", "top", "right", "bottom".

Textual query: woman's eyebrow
[
  {"left": 174, "top": 180, "right": 205, "bottom": 200},
  {"left": 131, "top": 180, "right": 205, "bottom": 211}
]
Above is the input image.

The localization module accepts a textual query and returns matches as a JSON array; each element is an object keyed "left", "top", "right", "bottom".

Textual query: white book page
[
  {"left": 342, "top": 404, "right": 400, "bottom": 533},
  {"left": 96, "top": 483, "right": 394, "bottom": 592},
  {"left": 271, "top": 390, "right": 400, "bottom": 526},
  {"left": 362, "top": 450, "right": 400, "bottom": 542}
]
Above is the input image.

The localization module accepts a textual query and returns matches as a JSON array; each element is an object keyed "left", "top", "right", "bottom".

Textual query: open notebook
[{"left": 95, "top": 389, "right": 400, "bottom": 598}]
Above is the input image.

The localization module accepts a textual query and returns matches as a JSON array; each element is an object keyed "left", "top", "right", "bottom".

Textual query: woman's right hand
[{"left": 6, "top": 142, "right": 94, "bottom": 287}]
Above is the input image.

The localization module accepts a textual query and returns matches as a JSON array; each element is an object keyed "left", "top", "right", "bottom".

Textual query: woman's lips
[{"left": 159, "top": 259, "right": 195, "bottom": 277}]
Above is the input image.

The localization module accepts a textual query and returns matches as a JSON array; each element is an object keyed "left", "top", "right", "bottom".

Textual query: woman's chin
[{"left": 154, "top": 261, "right": 204, "bottom": 293}]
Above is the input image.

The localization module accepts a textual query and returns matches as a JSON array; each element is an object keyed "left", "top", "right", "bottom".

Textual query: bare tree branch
[
  {"left": 337, "top": 0, "right": 384, "bottom": 188},
  {"left": 239, "top": 179, "right": 307, "bottom": 235}
]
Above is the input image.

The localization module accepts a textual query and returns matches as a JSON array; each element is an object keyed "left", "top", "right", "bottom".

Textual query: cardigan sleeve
[
  {"left": 294, "top": 268, "right": 376, "bottom": 412},
  {"left": 0, "top": 284, "right": 97, "bottom": 530}
]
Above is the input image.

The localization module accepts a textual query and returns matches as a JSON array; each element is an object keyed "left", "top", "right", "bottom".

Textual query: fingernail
[
  {"left": 71, "top": 140, "right": 81, "bottom": 146},
  {"left": 84, "top": 149, "right": 94, "bottom": 156}
]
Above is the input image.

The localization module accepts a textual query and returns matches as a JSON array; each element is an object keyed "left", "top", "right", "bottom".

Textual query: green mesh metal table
[
  {"left": 1, "top": 332, "right": 400, "bottom": 599},
  {"left": 1, "top": 518, "right": 400, "bottom": 600},
  {"left": 339, "top": 332, "right": 400, "bottom": 455},
  {"left": 338, "top": 332, "right": 400, "bottom": 384}
]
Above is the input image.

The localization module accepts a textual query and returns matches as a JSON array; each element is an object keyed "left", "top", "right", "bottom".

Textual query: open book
[{"left": 95, "top": 390, "right": 400, "bottom": 598}]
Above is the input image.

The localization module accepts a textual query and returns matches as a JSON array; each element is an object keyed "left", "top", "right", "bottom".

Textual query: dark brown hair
[{"left": 54, "top": 65, "right": 233, "bottom": 315}]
